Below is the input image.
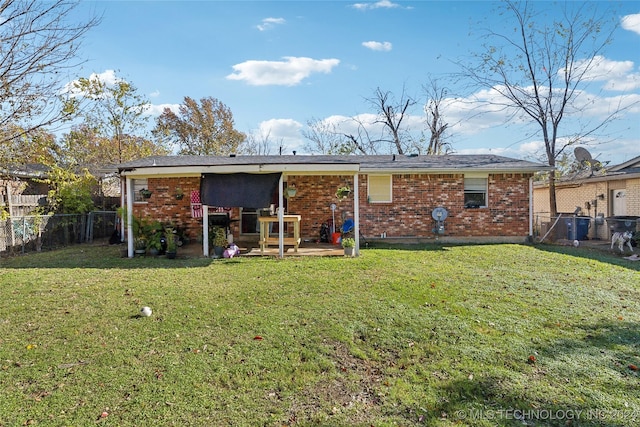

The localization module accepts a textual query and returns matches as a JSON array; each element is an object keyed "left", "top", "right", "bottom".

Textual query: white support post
[
  {"left": 353, "top": 173, "right": 360, "bottom": 256},
  {"left": 203, "top": 205, "right": 209, "bottom": 257},
  {"left": 126, "top": 177, "right": 134, "bottom": 258},
  {"left": 278, "top": 174, "right": 284, "bottom": 258},
  {"left": 120, "top": 179, "right": 125, "bottom": 242}
]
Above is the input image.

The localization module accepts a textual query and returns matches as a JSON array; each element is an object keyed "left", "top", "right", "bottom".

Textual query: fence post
[{"left": 86, "top": 212, "right": 93, "bottom": 243}]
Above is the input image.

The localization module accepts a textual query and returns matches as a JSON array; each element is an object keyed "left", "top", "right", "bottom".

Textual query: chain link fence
[{"left": 0, "top": 211, "right": 117, "bottom": 255}]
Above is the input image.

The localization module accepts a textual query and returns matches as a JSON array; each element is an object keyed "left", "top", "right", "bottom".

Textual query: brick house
[
  {"left": 117, "top": 154, "right": 548, "bottom": 257},
  {"left": 533, "top": 155, "right": 640, "bottom": 240}
]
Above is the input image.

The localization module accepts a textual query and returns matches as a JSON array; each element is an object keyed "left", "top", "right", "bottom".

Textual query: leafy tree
[
  {"left": 459, "top": 0, "right": 630, "bottom": 217},
  {"left": 59, "top": 124, "right": 167, "bottom": 167},
  {"left": 0, "top": 0, "right": 99, "bottom": 147},
  {"left": 63, "top": 71, "right": 167, "bottom": 164},
  {"left": 0, "top": 125, "right": 60, "bottom": 165},
  {"left": 152, "top": 96, "right": 245, "bottom": 155},
  {"left": 39, "top": 163, "right": 96, "bottom": 214}
]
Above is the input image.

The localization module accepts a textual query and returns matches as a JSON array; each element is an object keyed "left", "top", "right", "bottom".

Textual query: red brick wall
[
  {"left": 134, "top": 173, "right": 532, "bottom": 241},
  {"left": 286, "top": 173, "right": 532, "bottom": 238},
  {"left": 131, "top": 177, "right": 242, "bottom": 240}
]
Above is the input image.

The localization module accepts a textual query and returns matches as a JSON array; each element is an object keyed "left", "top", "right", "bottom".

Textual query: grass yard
[{"left": 0, "top": 243, "right": 639, "bottom": 426}]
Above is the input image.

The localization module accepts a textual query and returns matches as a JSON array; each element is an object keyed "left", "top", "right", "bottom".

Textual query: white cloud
[
  {"left": 621, "top": 13, "right": 640, "bottom": 35},
  {"left": 256, "top": 119, "right": 304, "bottom": 153},
  {"left": 352, "top": 1, "right": 400, "bottom": 10},
  {"left": 257, "top": 17, "right": 285, "bottom": 31},
  {"left": 574, "top": 56, "right": 640, "bottom": 91},
  {"left": 149, "top": 90, "right": 160, "bottom": 98},
  {"left": 62, "top": 69, "right": 122, "bottom": 96},
  {"left": 144, "top": 103, "right": 180, "bottom": 116},
  {"left": 362, "top": 41, "right": 392, "bottom": 51},
  {"left": 226, "top": 56, "right": 340, "bottom": 86}
]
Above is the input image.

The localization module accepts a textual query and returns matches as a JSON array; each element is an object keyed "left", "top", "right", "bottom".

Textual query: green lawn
[{"left": 1, "top": 243, "right": 639, "bottom": 426}]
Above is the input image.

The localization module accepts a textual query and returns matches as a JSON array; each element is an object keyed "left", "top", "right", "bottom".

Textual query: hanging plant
[
  {"left": 139, "top": 188, "right": 152, "bottom": 199},
  {"left": 175, "top": 187, "right": 184, "bottom": 200},
  {"left": 336, "top": 186, "right": 351, "bottom": 200},
  {"left": 285, "top": 186, "right": 297, "bottom": 198}
]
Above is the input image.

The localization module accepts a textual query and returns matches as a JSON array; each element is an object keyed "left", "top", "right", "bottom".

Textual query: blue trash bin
[{"left": 576, "top": 216, "right": 590, "bottom": 240}]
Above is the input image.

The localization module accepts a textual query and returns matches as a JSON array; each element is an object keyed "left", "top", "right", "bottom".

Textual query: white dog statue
[{"left": 611, "top": 231, "right": 634, "bottom": 253}]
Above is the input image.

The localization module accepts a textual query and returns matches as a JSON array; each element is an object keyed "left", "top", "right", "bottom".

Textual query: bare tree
[
  {"left": 241, "top": 128, "right": 273, "bottom": 155},
  {"left": 423, "top": 78, "right": 452, "bottom": 155},
  {"left": 365, "top": 86, "right": 416, "bottom": 155},
  {"left": 302, "top": 117, "right": 367, "bottom": 154},
  {"left": 0, "top": 0, "right": 100, "bottom": 152},
  {"left": 460, "top": 0, "right": 631, "bottom": 217}
]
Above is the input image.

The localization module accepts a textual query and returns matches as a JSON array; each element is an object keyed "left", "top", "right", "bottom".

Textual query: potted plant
[
  {"left": 174, "top": 187, "right": 184, "bottom": 200},
  {"left": 131, "top": 216, "right": 150, "bottom": 255},
  {"left": 146, "top": 231, "right": 163, "bottom": 256},
  {"left": 139, "top": 188, "right": 152, "bottom": 199},
  {"left": 164, "top": 226, "right": 178, "bottom": 259},
  {"left": 336, "top": 185, "right": 351, "bottom": 200},
  {"left": 342, "top": 237, "right": 355, "bottom": 256},
  {"left": 211, "top": 226, "right": 227, "bottom": 258}
]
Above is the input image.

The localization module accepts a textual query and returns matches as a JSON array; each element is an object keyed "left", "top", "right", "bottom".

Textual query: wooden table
[{"left": 258, "top": 215, "right": 301, "bottom": 253}]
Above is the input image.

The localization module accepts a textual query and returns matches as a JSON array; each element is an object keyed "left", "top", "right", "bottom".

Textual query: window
[
  {"left": 368, "top": 175, "right": 392, "bottom": 203},
  {"left": 464, "top": 177, "right": 487, "bottom": 208},
  {"left": 132, "top": 178, "right": 149, "bottom": 202}
]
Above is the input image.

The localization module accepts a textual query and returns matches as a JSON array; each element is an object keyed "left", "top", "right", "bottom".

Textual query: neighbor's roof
[{"left": 117, "top": 154, "right": 549, "bottom": 176}]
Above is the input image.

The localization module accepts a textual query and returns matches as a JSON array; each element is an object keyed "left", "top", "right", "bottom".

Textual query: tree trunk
[{"left": 548, "top": 173, "right": 558, "bottom": 219}]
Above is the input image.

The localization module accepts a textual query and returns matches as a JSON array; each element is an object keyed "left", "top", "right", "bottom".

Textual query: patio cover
[{"left": 200, "top": 172, "right": 281, "bottom": 208}]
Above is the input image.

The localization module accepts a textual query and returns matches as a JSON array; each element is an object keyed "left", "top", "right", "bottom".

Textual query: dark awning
[{"left": 200, "top": 173, "right": 281, "bottom": 208}]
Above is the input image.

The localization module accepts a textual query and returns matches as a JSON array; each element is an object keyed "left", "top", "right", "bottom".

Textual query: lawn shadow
[{"left": 432, "top": 320, "right": 639, "bottom": 426}]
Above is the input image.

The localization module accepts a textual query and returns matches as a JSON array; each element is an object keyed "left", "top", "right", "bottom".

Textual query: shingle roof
[{"left": 117, "top": 154, "right": 548, "bottom": 172}]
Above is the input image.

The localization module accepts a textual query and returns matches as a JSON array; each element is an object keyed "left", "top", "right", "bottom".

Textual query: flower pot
[
  {"left": 213, "top": 246, "right": 225, "bottom": 258},
  {"left": 344, "top": 247, "right": 354, "bottom": 257}
]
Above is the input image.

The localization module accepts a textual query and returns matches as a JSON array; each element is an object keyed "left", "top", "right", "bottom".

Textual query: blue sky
[{"left": 70, "top": 1, "right": 640, "bottom": 165}]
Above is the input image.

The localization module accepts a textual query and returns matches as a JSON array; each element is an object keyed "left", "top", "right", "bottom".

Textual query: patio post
[
  {"left": 125, "top": 177, "right": 134, "bottom": 258},
  {"left": 203, "top": 204, "right": 209, "bottom": 257},
  {"left": 353, "top": 173, "right": 360, "bottom": 256},
  {"left": 278, "top": 174, "right": 284, "bottom": 258}
]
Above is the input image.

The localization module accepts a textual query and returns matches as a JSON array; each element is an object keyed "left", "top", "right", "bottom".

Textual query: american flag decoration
[{"left": 190, "top": 190, "right": 202, "bottom": 218}]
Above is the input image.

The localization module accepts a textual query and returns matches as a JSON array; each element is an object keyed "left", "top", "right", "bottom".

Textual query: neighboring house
[
  {"left": 117, "top": 154, "right": 548, "bottom": 258},
  {"left": 533, "top": 155, "right": 640, "bottom": 240},
  {"left": 0, "top": 164, "right": 50, "bottom": 216}
]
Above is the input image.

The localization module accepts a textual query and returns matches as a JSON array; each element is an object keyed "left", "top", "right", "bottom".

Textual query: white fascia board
[
  {"left": 120, "top": 163, "right": 360, "bottom": 177},
  {"left": 360, "top": 167, "right": 544, "bottom": 175},
  {"left": 273, "top": 163, "right": 360, "bottom": 174}
]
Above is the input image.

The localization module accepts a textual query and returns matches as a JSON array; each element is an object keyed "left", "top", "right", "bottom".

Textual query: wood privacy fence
[
  {"left": 0, "top": 211, "right": 118, "bottom": 255},
  {"left": 0, "top": 193, "right": 48, "bottom": 217}
]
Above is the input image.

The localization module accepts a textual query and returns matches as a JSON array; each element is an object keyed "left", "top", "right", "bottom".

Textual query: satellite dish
[
  {"left": 432, "top": 207, "right": 448, "bottom": 221},
  {"left": 574, "top": 147, "right": 593, "bottom": 165}
]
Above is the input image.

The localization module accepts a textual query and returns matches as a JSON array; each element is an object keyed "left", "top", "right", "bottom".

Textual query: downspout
[
  {"left": 203, "top": 204, "right": 209, "bottom": 257},
  {"left": 353, "top": 173, "right": 360, "bottom": 256},
  {"left": 278, "top": 174, "right": 284, "bottom": 258},
  {"left": 126, "top": 177, "right": 134, "bottom": 258}
]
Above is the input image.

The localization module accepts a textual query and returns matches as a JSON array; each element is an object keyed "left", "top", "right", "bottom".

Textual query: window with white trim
[
  {"left": 132, "top": 178, "right": 149, "bottom": 202},
  {"left": 464, "top": 177, "right": 487, "bottom": 208},
  {"left": 368, "top": 175, "right": 392, "bottom": 203}
]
